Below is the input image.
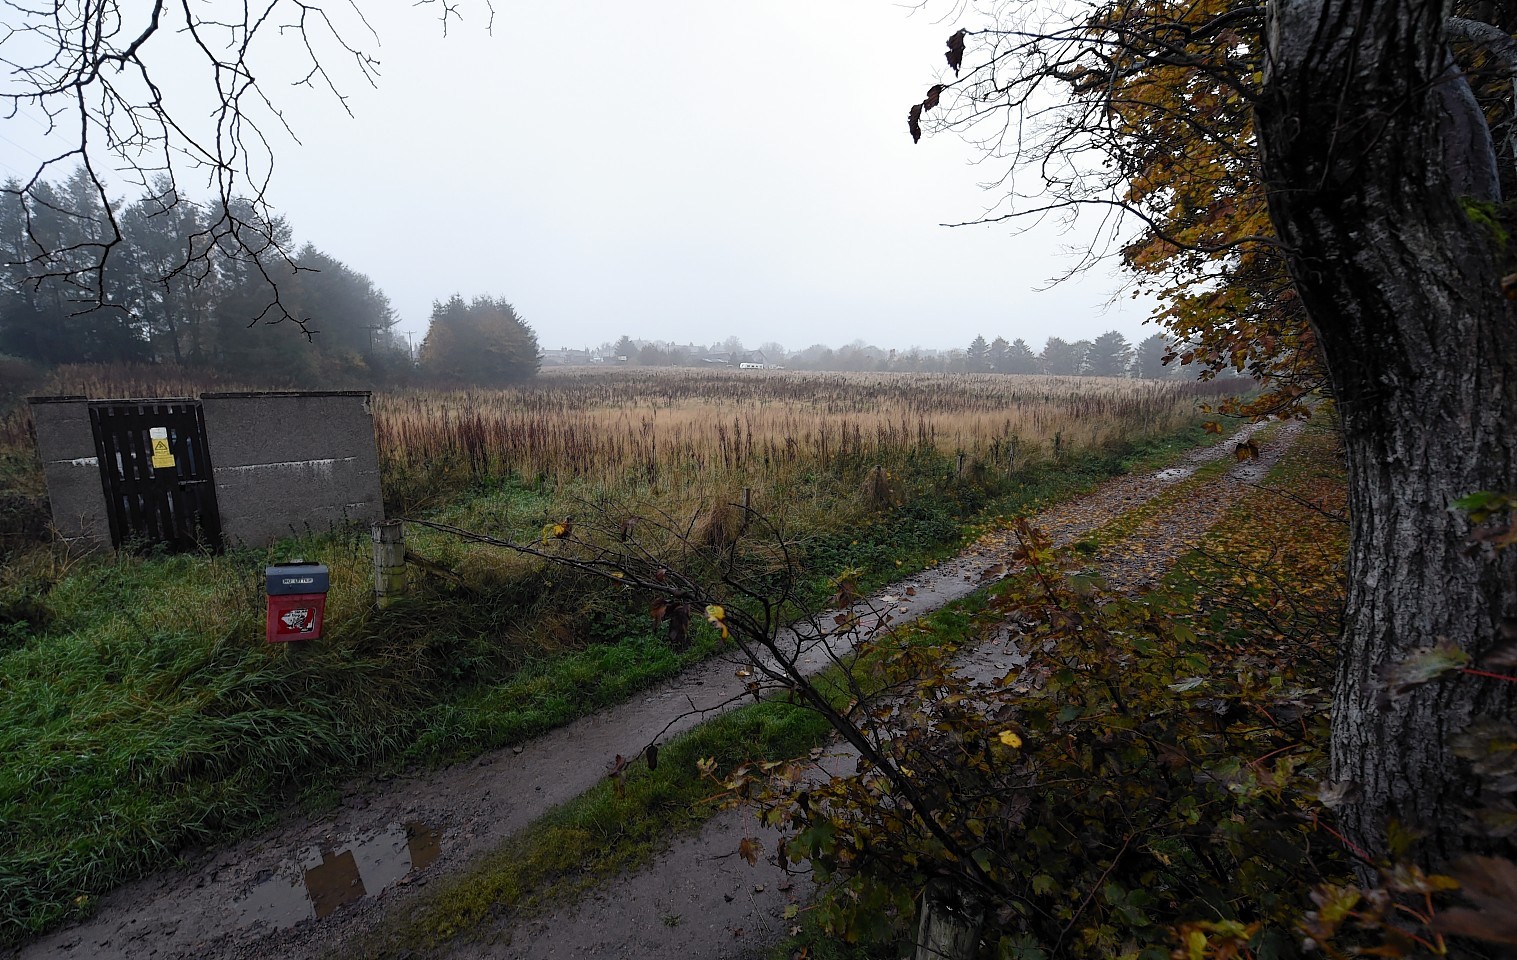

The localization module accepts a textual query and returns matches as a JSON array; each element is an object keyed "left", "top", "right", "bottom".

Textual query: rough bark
[{"left": 1256, "top": 0, "right": 1517, "bottom": 862}]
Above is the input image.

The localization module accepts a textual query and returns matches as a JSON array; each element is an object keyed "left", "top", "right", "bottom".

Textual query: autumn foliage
[
  {"left": 710, "top": 426, "right": 1517, "bottom": 957},
  {"left": 1098, "top": 0, "right": 1324, "bottom": 420},
  {"left": 746, "top": 458, "right": 1343, "bottom": 956},
  {"left": 911, "top": 0, "right": 1324, "bottom": 420}
]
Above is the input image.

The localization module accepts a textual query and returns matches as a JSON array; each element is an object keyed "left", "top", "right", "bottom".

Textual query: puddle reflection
[
  {"left": 306, "top": 848, "right": 365, "bottom": 919},
  {"left": 233, "top": 821, "right": 441, "bottom": 929}
]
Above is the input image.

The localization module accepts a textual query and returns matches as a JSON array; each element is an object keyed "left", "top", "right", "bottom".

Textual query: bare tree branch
[{"left": 0, "top": 0, "right": 489, "bottom": 329}]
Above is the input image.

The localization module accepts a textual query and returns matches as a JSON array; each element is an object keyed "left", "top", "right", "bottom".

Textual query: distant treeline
[
  {"left": 2, "top": 170, "right": 1199, "bottom": 389},
  {"left": 572, "top": 330, "right": 1202, "bottom": 378},
  {"left": 0, "top": 170, "right": 429, "bottom": 385}
]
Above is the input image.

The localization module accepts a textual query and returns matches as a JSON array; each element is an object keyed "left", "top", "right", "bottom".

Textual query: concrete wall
[
  {"left": 200, "top": 391, "right": 384, "bottom": 547},
  {"left": 27, "top": 397, "right": 112, "bottom": 548}
]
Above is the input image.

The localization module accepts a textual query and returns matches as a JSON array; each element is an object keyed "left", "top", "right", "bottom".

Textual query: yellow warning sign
[{"left": 149, "top": 427, "right": 176, "bottom": 469}]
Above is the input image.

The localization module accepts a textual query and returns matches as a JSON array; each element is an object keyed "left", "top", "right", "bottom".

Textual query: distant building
[
  {"left": 705, "top": 349, "right": 771, "bottom": 368},
  {"left": 543, "top": 347, "right": 594, "bottom": 365}
]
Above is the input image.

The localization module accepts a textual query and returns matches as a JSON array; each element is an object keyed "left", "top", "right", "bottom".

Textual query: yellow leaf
[
  {"left": 705, "top": 604, "right": 730, "bottom": 639},
  {"left": 998, "top": 730, "right": 1023, "bottom": 748}
]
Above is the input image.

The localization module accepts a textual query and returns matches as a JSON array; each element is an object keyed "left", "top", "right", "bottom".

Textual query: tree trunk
[{"left": 1256, "top": 0, "right": 1517, "bottom": 863}]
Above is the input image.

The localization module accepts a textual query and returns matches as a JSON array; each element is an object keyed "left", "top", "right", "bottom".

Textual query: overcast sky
[{"left": 1, "top": 0, "right": 1158, "bottom": 354}]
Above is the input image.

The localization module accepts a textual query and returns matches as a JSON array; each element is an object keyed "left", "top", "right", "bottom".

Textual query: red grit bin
[{"left": 265, "top": 561, "right": 329, "bottom": 643}]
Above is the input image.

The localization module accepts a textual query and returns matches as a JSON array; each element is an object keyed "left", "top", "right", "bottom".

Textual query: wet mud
[{"left": 233, "top": 821, "right": 441, "bottom": 929}]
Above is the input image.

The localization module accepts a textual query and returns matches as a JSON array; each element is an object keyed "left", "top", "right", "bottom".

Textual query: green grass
[{"left": 0, "top": 413, "right": 1220, "bottom": 948}]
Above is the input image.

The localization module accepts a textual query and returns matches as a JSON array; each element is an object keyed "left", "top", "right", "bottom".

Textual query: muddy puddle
[{"left": 231, "top": 821, "right": 440, "bottom": 929}]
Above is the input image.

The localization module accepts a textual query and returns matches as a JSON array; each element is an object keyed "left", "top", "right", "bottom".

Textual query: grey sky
[{"left": 2, "top": 1, "right": 1157, "bottom": 353}]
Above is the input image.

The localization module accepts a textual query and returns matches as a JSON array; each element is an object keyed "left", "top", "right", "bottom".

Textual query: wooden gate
[{"left": 89, "top": 400, "right": 222, "bottom": 551}]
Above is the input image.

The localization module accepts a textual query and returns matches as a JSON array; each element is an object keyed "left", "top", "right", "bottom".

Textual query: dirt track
[
  {"left": 12, "top": 423, "right": 1295, "bottom": 960},
  {"left": 454, "top": 422, "right": 1303, "bottom": 960}
]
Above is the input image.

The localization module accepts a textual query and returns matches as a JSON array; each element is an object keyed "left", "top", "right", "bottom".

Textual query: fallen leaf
[{"left": 706, "top": 604, "right": 730, "bottom": 639}]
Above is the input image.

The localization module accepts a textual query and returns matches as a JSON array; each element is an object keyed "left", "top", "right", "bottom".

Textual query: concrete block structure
[
  {"left": 28, "top": 396, "right": 112, "bottom": 546},
  {"left": 28, "top": 397, "right": 113, "bottom": 545},
  {"left": 28, "top": 391, "right": 385, "bottom": 550},
  {"left": 200, "top": 391, "right": 384, "bottom": 547}
]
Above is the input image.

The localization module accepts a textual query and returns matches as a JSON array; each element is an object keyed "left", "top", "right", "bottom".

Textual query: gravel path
[{"left": 11, "top": 424, "right": 1290, "bottom": 960}]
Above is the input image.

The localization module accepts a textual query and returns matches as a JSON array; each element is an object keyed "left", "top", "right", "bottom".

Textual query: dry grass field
[
  {"left": 374, "top": 368, "right": 1223, "bottom": 505},
  {"left": 11, "top": 364, "right": 1232, "bottom": 515}
]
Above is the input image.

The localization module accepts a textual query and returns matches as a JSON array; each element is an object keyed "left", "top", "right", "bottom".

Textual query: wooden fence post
[
  {"left": 914, "top": 881, "right": 983, "bottom": 960},
  {"left": 373, "top": 520, "right": 406, "bottom": 607}
]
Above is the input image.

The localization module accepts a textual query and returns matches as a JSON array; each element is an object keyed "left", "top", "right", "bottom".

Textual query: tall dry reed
[{"left": 374, "top": 369, "right": 1229, "bottom": 505}]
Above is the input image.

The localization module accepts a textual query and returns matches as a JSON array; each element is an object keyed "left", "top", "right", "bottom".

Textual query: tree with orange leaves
[{"left": 911, "top": 0, "right": 1517, "bottom": 877}]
